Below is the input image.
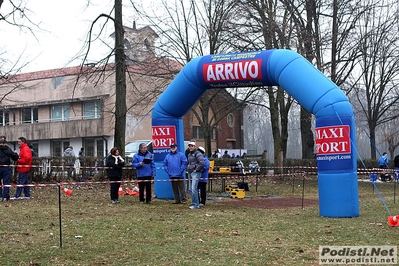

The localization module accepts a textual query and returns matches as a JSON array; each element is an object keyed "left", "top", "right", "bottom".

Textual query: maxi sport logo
[
  {"left": 319, "top": 246, "right": 397, "bottom": 264},
  {"left": 315, "top": 125, "right": 351, "bottom": 155}
]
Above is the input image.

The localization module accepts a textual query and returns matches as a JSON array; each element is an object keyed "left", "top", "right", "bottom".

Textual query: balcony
[{"left": 0, "top": 117, "right": 109, "bottom": 141}]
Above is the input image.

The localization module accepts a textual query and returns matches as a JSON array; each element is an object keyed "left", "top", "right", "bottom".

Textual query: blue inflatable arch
[{"left": 151, "top": 49, "right": 359, "bottom": 218}]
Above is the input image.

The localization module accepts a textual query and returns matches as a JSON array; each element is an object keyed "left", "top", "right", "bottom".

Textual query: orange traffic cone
[
  {"left": 118, "top": 185, "right": 124, "bottom": 195},
  {"left": 61, "top": 186, "right": 73, "bottom": 196},
  {"left": 388, "top": 216, "right": 399, "bottom": 226}
]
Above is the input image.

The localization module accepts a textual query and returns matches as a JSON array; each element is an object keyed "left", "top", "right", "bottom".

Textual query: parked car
[
  {"left": 125, "top": 140, "right": 190, "bottom": 158},
  {"left": 125, "top": 140, "right": 152, "bottom": 158}
]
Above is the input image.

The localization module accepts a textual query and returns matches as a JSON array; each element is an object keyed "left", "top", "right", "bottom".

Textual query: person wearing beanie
[
  {"left": 186, "top": 141, "right": 204, "bottom": 209},
  {"left": 197, "top": 146, "right": 210, "bottom": 207}
]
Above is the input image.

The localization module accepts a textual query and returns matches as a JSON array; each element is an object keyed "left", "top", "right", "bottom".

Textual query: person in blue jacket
[
  {"left": 197, "top": 146, "right": 210, "bottom": 207},
  {"left": 163, "top": 143, "right": 188, "bottom": 204},
  {"left": 378, "top": 152, "right": 390, "bottom": 181},
  {"left": 132, "top": 143, "right": 156, "bottom": 203}
]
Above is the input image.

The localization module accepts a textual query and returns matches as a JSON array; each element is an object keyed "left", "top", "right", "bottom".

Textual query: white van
[
  {"left": 125, "top": 140, "right": 190, "bottom": 157},
  {"left": 125, "top": 140, "right": 152, "bottom": 158}
]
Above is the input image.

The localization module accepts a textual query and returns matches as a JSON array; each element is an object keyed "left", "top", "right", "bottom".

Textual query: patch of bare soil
[{"left": 215, "top": 197, "right": 319, "bottom": 209}]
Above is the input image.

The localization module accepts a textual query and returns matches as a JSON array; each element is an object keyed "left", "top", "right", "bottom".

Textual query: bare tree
[
  {"left": 132, "top": 0, "right": 255, "bottom": 155},
  {"left": 351, "top": 0, "right": 399, "bottom": 160}
]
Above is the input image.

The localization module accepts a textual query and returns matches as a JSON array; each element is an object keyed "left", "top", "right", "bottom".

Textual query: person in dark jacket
[
  {"left": 132, "top": 143, "right": 156, "bottom": 204},
  {"left": 163, "top": 143, "right": 188, "bottom": 204},
  {"left": 394, "top": 154, "right": 399, "bottom": 180},
  {"left": 186, "top": 141, "right": 204, "bottom": 209},
  {"left": 106, "top": 147, "right": 125, "bottom": 204},
  {"left": 197, "top": 146, "right": 210, "bottom": 207},
  {"left": 0, "top": 139, "right": 19, "bottom": 201}
]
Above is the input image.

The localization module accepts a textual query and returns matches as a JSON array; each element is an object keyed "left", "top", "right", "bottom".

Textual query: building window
[
  {"left": 192, "top": 126, "right": 216, "bottom": 140},
  {"left": 30, "top": 142, "right": 39, "bottom": 157},
  {"left": 83, "top": 101, "right": 101, "bottom": 119},
  {"left": 227, "top": 113, "right": 234, "bottom": 128},
  {"left": 51, "top": 76, "right": 65, "bottom": 89},
  {"left": 0, "top": 111, "right": 9, "bottom": 126},
  {"left": 51, "top": 104, "right": 70, "bottom": 122},
  {"left": 84, "top": 138, "right": 104, "bottom": 157},
  {"left": 52, "top": 140, "right": 70, "bottom": 157},
  {"left": 22, "top": 107, "right": 38, "bottom": 124}
]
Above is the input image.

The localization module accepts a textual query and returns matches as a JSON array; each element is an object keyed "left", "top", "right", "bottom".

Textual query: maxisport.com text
[{"left": 317, "top": 154, "right": 352, "bottom": 161}]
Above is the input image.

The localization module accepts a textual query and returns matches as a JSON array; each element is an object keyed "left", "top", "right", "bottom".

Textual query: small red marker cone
[
  {"left": 61, "top": 186, "right": 73, "bottom": 196},
  {"left": 388, "top": 215, "right": 399, "bottom": 227},
  {"left": 118, "top": 185, "right": 124, "bottom": 195}
]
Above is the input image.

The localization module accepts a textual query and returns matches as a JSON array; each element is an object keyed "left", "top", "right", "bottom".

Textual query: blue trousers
[{"left": 15, "top": 172, "right": 30, "bottom": 198}]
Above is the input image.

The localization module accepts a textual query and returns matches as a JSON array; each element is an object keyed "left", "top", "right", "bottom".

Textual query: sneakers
[
  {"left": 172, "top": 201, "right": 181, "bottom": 204},
  {"left": 140, "top": 201, "right": 145, "bottom": 204},
  {"left": 111, "top": 200, "right": 120, "bottom": 204},
  {"left": 199, "top": 203, "right": 205, "bottom": 207},
  {"left": 10, "top": 196, "right": 30, "bottom": 200},
  {"left": 189, "top": 205, "right": 199, "bottom": 209}
]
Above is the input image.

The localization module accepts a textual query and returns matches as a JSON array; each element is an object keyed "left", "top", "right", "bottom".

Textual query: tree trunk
[
  {"left": 114, "top": 0, "right": 127, "bottom": 152},
  {"left": 301, "top": 107, "right": 314, "bottom": 159}
]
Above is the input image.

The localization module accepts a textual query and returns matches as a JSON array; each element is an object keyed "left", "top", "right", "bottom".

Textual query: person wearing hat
[
  {"left": 163, "top": 143, "right": 188, "bottom": 204},
  {"left": 197, "top": 146, "right": 210, "bottom": 207},
  {"left": 186, "top": 141, "right": 204, "bottom": 209}
]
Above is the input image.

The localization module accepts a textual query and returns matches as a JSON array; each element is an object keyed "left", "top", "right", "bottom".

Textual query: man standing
[
  {"left": 12, "top": 137, "right": 33, "bottom": 200},
  {"left": 132, "top": 143, "right": 156, "bottom": 204},
  {"left": 0, "top": 138, "right": 19, "bottom": 201},
  {"left": 186, "top": 141, "right": 204, "bottom": 209},
  {"left": 378, "top": 152, "right": 390, "bottom": 181},
  {"left": 197, "top": 146, "right": 210, "bottom": 207},
  {"left": 163, "top": 143, "right": 188, "bottom": 204},
  {"left": 63, "top": 146, "right": 76, "bottom": 176}
]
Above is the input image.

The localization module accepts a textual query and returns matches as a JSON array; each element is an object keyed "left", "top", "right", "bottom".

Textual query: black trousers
[
  {"left": 198, "top": 182, "right": 207, "bottom": 205},
  {"left": 109, "top": 176, "right": 121, "bottom": 201},
  {"left": 138, "top": 176, "right": 152, "bottom": 203}
]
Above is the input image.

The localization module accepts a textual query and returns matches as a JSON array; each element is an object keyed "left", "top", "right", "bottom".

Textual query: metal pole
[
  {"left": 58, "top": 185, "right": 63, "bottom": 248},
  {"left": 301, "top": 175, "right": 305, "bottom": 210}
]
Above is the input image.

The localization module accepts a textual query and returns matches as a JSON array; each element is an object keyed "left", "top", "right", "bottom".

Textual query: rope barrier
[{"left": 0, "top": 163, "right": 395, "bottom": 174}]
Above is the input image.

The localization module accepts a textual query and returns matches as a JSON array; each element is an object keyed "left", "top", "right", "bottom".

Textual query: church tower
[{"left": 122, "top": 21, "right": 159, "bottom": 64}]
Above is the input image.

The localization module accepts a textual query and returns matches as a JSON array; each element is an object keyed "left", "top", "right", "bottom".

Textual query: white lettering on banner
[
  {"left": 315, "top": 125, "right": 351, "bottom": 155},
  {"left": 204, "top": 59, "right": 262, "bottom": 82},
  {"left": 315, "top": 127, "right": 345, "bottom": 139},
  {"left": 152, "top": 126, "right": 176, "bottom": 149},
  {"left": 152, "top": 127, "right": 172, "bottom": 136},
  {"left": 152, "top": 138, "right": 174, "bottom": 148}
]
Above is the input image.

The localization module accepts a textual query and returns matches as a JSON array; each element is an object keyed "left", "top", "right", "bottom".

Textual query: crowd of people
[{"left": 0, "top": 135, "right": 257, "bottom": 207}]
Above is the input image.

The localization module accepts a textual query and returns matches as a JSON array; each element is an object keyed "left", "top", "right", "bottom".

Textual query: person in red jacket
[{"left": 11, "top": 137, "right": 33, "bottom": 200}]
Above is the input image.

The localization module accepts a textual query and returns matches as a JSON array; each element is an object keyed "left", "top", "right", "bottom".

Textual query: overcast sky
[{"left": 0, "top": 0, "right": 118, "bottom": 73}]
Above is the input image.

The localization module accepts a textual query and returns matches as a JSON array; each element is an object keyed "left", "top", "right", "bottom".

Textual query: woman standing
[{"left": 106, "top": 147, "right": 125, "bottom": 204}]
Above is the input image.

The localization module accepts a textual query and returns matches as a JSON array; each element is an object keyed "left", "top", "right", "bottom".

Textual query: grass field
[{"left": 1, "top": 176, "right": 398, "bottom": 265}]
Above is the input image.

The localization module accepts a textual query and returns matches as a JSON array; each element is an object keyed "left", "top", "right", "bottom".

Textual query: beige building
[{"left": 0, "top": 23, "right": 243, "bottom": 157}]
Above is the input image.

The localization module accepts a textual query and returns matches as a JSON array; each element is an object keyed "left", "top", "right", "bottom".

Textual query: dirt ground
[{"left": 215, "top": 197, "right": 319, "bottom": 209}]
